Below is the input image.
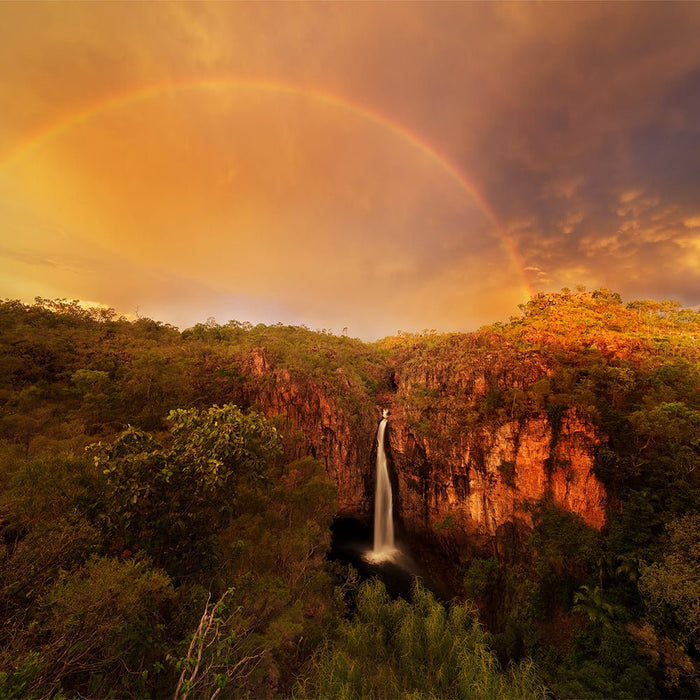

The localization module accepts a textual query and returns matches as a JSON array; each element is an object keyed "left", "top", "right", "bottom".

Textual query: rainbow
[{"left": 0, "top": 77, "right": 533, "bottom": 298}]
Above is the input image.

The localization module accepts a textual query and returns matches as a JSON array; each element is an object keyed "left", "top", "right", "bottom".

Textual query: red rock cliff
[
  {"left": 243, "top": 348, "right": 375, "bottom": 517},
  {"left": 385, "top": 343, "right": 606, "bottom": 537},
  {"left": 386, "top": 406, "right": 605, "bottom": 538},
  {"left": 241, "top": 344, "right": 607, "bottom": 538}
]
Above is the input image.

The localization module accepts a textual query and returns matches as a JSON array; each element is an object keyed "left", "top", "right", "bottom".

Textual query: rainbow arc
[{"left": 0, "top": 77, "right": 533, "bottom": 299}]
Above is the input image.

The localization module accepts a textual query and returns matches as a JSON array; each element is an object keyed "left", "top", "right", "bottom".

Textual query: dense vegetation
[
  {"left": 383, "top": 289, "right": 700, "bottom": 697},
  {"left": 297, "top": 579, "right": 546, "bottom": 700},
  {"left": 0, "top": 291, "right": 698, "bottom": 697}
]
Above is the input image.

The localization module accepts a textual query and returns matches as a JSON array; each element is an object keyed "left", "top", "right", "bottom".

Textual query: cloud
[
  {"left": 0, "top": 2, "right": 699, "bottom": 335},
  {"left": 619, "top": 190, "right": 642, "bottom": 205},
  {"left": 0, "top": 246, "right": 58, "bottom": 269}
]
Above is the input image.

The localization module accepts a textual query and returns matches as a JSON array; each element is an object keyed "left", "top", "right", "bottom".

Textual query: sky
[{"left": 1, "top": 2, "right": 699, "bottom": 339}]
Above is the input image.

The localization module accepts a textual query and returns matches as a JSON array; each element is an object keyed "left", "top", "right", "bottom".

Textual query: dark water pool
[{"left": 329, "top": 518, "right": 451, "bottom": 601}]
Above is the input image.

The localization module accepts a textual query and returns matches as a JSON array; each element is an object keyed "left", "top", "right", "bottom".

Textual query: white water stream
[{"left": 367, "top": 408, "right": 397, "bottom": 562}]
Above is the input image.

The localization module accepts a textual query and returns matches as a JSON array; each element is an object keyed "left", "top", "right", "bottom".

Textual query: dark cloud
[{"left": 0, "top": 2, "right": 698, "bottom": 335}]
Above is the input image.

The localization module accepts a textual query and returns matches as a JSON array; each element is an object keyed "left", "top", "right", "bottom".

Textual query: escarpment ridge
[
  {"left": 2, "top": 290, "right": 697, "bottom": 548},
  {"left": 235, "top": 290, "right": 698, "bottom": 544}
]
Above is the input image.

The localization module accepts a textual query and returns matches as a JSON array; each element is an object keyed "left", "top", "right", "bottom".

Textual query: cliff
[
  {"left": 240, "top": 339, "right": 607, "bottom": 542},
  {"left": 386, "top": 405, "right": 605, "bottom": 538},
  {"left": 243, "top": 347, "right": 376, "bottom": 517},
  {"left": 382, "top": 338, "right": 606, "bottom": 538}
]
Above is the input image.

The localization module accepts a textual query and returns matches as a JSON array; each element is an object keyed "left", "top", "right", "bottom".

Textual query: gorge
[
  {"left": 235, "top": 292, "right": 696, "bottom": 591},
  {"left": 2, "top": 292, "right": 698, "bottom": 697},
  {"left": 243, "top": 337, "right": 607, "bottom": 563}
]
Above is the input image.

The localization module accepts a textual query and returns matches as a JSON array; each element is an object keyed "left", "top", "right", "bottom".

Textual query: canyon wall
[
  {"left": 243, "top": 347, "right": 375, "bottom": 517},
  {"left": 242, "top": 344, "right": 607, "bottom": 541},
  {"left": 386, "top": 407, "right": 606, "bottom": 538},
  {"left": 385, "top": 345, "right": 606, "bottom": 537}
]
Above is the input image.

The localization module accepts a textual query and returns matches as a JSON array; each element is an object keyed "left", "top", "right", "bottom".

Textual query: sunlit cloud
[
  {"left": 619, "top": 190, "right": 642, "bottom": 204},
  {"left": 1, "top": 2, "right": 699, "bottom": 334}
]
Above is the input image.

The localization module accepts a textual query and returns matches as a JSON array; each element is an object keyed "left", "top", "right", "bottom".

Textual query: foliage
[
  {"left": 572, "top": 585, "right": 618, "bottom": 627},
  {"left": 638, "top": 515, "right": 700, "bottom": 649},
  {"left": 210, "top": 456, "right": 340, "bottom": 697},
  {"left": 172, "top": 587, "right": 264, "bottom": 700},
  {"left": 550, "top": 623, "right": 656, "bottom": 699},
  {"left": 1, "top": 290, "right": 699, "bottom": 697},
  {"left": 94, "top": 404, "right": 281, "bottom": 579},
  {"left": 464, "top": 557, "right": 500, "bottom": 600},
  {"left": 0, "top": 375, "right": 338, "bottom": 697},
  {"left": 1, "top": 556, "right": 175, "bottom": 699},
  {"left": 298, "top": 578, "right": 548, "bottom": 699}
]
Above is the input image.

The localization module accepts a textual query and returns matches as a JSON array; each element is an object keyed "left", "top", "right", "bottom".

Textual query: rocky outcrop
[
  {"left": 240, "top": 344, "right": 607, "bottom": 542},
  {"left": 243, "top": 348, "right": 375, "bottom": 517},
  {"left": 386, "top": 407, "right": 606, "bottom": 539},
  {"left": 385, "top": 345, "right": 606, "bottom": 537}
]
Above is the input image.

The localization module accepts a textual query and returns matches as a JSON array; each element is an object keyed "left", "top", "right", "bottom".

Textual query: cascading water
[
  {"left": 333, "top": 408, "right": 442, "bottom": 591},
  {"left": 367, "top": 408, "right": 397, "bottom": 562}
]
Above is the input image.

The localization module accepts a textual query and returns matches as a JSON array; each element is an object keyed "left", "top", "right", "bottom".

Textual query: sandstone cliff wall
[
  {"left": 386, "top": 348, "right": 606, "bottom": 536},
  {"left": 243, "top": 348, "right": 375, "bottom": 516},
  {"left": 386, "top": 407, "right": 606, "bottom": 538},
  {"left": 240, "top": 345, "right": 606, "bottom": 539}
]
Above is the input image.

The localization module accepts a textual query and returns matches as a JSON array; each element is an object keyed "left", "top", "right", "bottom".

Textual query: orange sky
[{"left": 1, "top": 3, "right": 699, "bottom": 338}]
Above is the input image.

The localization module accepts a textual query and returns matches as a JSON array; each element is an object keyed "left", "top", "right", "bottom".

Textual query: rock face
[
  {"left": 386, "top": 407, "right": 606, "bottom": 539},
  {"left": 243, "top": 348, "right": 375, "bottom": 517},
  {"left": 241, "top": 345, "right": 607, "bottom": 541},
  {"left": 385, "top": 346, "right": 606, "bottom": 538}
]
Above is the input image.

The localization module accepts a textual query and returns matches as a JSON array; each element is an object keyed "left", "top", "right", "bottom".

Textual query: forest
[{"left": 0, "top": 290, "right": 698, "bottom": 699}]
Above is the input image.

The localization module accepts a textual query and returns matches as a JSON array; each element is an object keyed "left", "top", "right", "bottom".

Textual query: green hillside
[{"left": 0, "top": 291, "right": 698, "bottom": 698}]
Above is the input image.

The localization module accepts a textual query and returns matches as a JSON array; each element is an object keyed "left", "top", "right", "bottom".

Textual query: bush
[
  {"left": 1, "top": 556, "right": 175, "bottom": 698},
  {"left": 298, "top": 579, "right": 547, "bottom": 699}
]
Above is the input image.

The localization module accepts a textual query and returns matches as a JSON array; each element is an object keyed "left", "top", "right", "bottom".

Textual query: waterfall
[{"left": 369, "top": 408, "right": 397, "bottom": 562}]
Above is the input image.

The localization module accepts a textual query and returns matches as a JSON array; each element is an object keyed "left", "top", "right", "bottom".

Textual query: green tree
[
  {"left": 639, "top": 514, "right": 700, "bottom": 648},
  {"left": 298, "top": 579, "right": 547, "bottom": 699},
  {"left": 572, "top": 585, "right": 618, "bottom": 627},
  {"left": 94, "top": 404, "right": 282, "bottom": 578},
  {"left": 210, "top": 456, "right": 339, "bottom": 697},
  {"left": 0, "top": 557, "right": 175, "bottom": 699}
]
